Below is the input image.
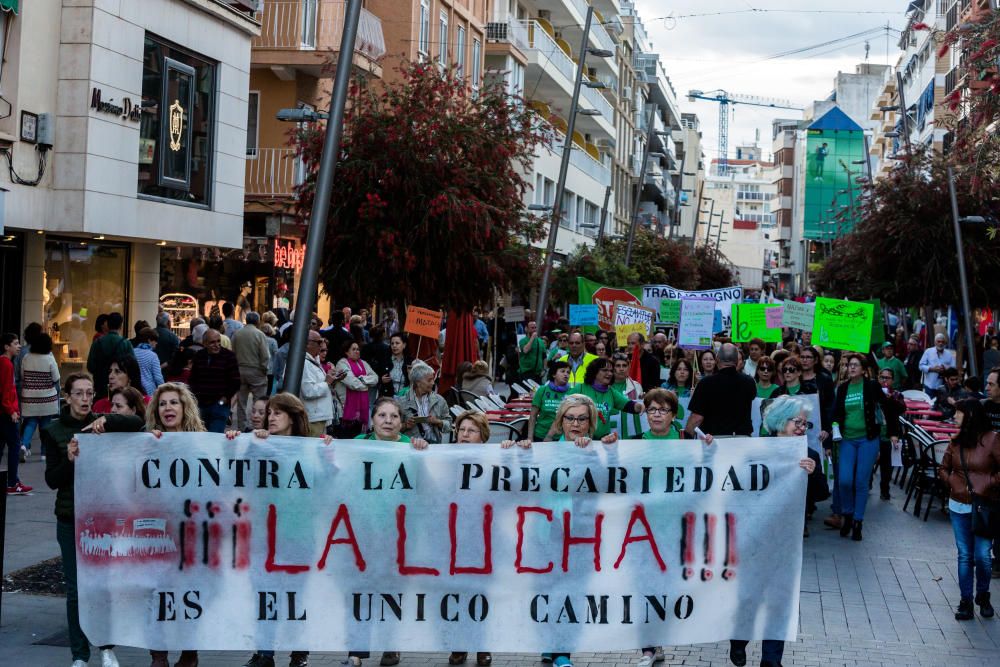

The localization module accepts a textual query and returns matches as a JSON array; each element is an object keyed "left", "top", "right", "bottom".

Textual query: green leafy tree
[{"left": 293, "top": 62, "right": 547, "bottom": 310}]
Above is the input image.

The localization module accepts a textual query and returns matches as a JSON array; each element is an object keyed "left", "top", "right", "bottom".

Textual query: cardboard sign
[
  {"left": 404, "top": 305, "right": 443, "bottom": 339},
  {"left": 505, "top": 306, "right": 525, "bottom": 323},
  {"left": 613, "top": 301, "right": 656, "bottom": 340},
  {"left": 813, "top": 297, "right": 874, "bottom": 352},
  {"left": 765, "top": 306, "right": 784, "bottom": 329},
  {"left": 569, "top": 304, "right": 599, "bottom": 327},
  {"left": 781, "top": 301, "right": 815, "bottom": 331},
  {"left": 731, "top": 304, "right": 782, "bottom": 343},
  {"left": 659, "top": 299, "right": 682, "bottom": 324},
  {"left": 678, "top": 299, "right": 715, "bottom": 349}
]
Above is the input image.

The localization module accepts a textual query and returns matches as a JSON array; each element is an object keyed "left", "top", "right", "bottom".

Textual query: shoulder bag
[{"left": 958, "top": 444, "right": 1000, "bottom": 539}]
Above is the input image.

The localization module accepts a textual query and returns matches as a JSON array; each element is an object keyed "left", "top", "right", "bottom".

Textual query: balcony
[
  {"left": 252, "top": 1, "right": 386, "bottom": 72},
  {"left": 486, "top": 20, "right": 530, "bottom": 53},
  {"left": 245, "top": 148, "right": 303, "bottom": 198},
  {"left": 564, "top": 0, "right": 617, "bottom": 54},
  {"left": 517, "top": 20, "right": 615, "bottom": 137}
]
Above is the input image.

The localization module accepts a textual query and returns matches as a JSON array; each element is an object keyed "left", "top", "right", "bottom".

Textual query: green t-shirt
[
  {"left": 757, "top": 383, "right": 778, "bottom": 399},
  {"left": 877, "top": 357, "right": 907, "bottom": 390},
  {"left": 642, "top": 424, "right": 681, "bottom": 440},
  {"left": 575, "top": 383, "right": 631, "bottom": 439},
  {"left": 518, "top": 335, "right": 546, "bottom": 376},
  {"left": 354, "top": 433, "right": 412, "bottom": 442},
  {"left": 785, "top": 383, "right": 801, "bottom": 396},
  {"left": 843, "top": 381, "right": 867, "bottom": 439},
  {"left": 531, "top": 384, "right": 568, "bottom": 440}
]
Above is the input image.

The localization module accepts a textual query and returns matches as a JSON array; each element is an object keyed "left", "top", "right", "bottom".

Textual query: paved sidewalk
[{"left": 3, "top": 456, "right": 998, "bottom": 666}]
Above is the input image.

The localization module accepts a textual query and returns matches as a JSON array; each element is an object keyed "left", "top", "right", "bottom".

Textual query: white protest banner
[
  {"left": 642, "top": 285, "right": 743, "bottom": 331},
  {"left": 751, "top": 394, "right": 823, "bottom": 453},
  {"left": 677, "top": 299, "right": 716, "bottom": 349},
  {"left": 505, "top": 306, "right": 525, "bottom": 323},
  {"left": 781, "top": 301, "right": 815, "bottom": 332},
  {"left": 76, "top": 433, "right": 805, "bottom": 653}
]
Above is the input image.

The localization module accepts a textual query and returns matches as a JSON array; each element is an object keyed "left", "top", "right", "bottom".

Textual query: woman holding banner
[
  {"left": 728, "top": 395, "right": 817, "bottom": 667},
  {"left": 573, "top": 358, "right": 644, "bottom": 441},
  {"left": 399, "top": 363, "right": 451, "bottom": 443},
  {"left": 43, "top": 372, "right": 145, "bottom": 667}
]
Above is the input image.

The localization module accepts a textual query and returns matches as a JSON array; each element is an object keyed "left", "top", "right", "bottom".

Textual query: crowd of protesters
[{"left": 1, "top": 297, "right": 999, "bottom": 667}]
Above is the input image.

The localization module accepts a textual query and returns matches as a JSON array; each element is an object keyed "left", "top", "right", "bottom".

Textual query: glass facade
[{"left": 803, "top": 128, "right": 865, "bottom": 240}]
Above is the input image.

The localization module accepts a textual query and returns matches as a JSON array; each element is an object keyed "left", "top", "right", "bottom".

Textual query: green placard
[
  {"left": 659, "top": 298, "right": 681, "bottom": 324},
  {"left": 730, "top": 303, "right": 782, "bottom": 343},
  {"left": 813, "top": 297, "right": 874, "bottom": 352},
  {"left": 577, "top": 277, "right": 644, "bottom": 333}
]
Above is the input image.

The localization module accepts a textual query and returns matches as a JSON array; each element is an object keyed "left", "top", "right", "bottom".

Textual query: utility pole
[
  {"left": 625, "top": 103, "right": 659, "bottom": 266},
  {"left": 690, "top": 178, "right": 705, "bottom": 248},
  {"left": 947, "top": 167, "right": 978, "bottom": 379},
  {"left": 701, "top": 199, "right": 716, "bottom": 248},
  {"left": 597, "top": 184, "right": 612, "bottom": 244},
  {"left": 283, "top": 0, "right": 363, "bottom": 396}
]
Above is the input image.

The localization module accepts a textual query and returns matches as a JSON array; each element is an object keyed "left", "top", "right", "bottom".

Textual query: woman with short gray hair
[{"left": 398, "top": 362, "right": 451, "bottom": 443}]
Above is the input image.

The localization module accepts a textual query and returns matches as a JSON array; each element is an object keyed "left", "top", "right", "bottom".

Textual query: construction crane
[{"left": 687, "top": 90, "right": 801, "bottom": 175}]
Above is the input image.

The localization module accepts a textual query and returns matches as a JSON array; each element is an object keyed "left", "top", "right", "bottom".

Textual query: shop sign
[
  {"left": 274, "top": 240, "right": 305, "bottom": 271},
  {"left": 90, "top": 88, "right": 142, "bottom": 122}
]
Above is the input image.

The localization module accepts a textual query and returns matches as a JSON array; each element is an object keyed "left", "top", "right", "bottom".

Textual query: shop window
[
  {"left": 138, "top": 33, "right": 216, "bottom": 207},
  {"left": 43, "top": 239, "right": 130, "bottom": 376}
]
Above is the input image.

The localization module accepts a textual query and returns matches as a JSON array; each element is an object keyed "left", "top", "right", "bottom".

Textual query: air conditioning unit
[
  {"left": 597, "top": 138, "right": 617, "bottom": 152},
  {"left": 623, "top": 86, "right": 631, "bottom": 100}
]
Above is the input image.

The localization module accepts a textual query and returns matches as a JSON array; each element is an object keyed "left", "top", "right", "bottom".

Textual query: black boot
[
  {"left": 955, "top": 598, "right": 975, "bottom": 620},
  {"left": 851, "top": 520, "right": 863, "bottom": 541},
  {"left": 975, "top": 591, "right": 994, "bottom": 618},
  {"left": 840, "top": 514, "right": 853, "bottom": 537}
]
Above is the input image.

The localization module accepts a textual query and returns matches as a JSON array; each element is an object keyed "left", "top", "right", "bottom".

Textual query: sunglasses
[
  {"left": 758, "top": 366, "right": 773, "bottom": 372},
  {"left": 782, "top": 367, "right": 799, "bottom": 373}
]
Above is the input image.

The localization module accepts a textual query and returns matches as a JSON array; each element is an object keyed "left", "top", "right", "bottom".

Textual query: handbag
[{"left": 958, "top": 444, "right": 1000, "bottom": 539}]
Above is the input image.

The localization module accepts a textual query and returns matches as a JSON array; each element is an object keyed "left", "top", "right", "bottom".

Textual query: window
[
  {"left": 438, "top": 10, "right": 448, "bottom": 67},
  {"left": 471, "top": 38, "right": 482, "bottom": 90},
  {"left": 419, "top": 0, "right": 430, "bottom": 57},
  {"left": 301, "top": 0, "right": 318, "bottom": 48},
  {"left": 456, "top": 25, "right": 466, "bottom": 76},
  {"left": 138, "top": 33, "right": 216, "bottom": 207},
  {"left": 246, "top": 91, "right": 259, "bottom": 157}
]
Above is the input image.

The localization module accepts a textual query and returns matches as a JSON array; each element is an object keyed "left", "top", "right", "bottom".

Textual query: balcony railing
[
  {"left": 253, "top": 1, "right": 386, "bottom": 59},
  {"left": 518, "top": 21, "right": 614, "bottom": 121},
  {"left": 565, "top": 0, "right": 617, "bottom": 53},
  {"left": 246, "top": 148, "right": 303, "bottom": 198},
  {"left": 486, "top": 20, "right": 530, "bottom": 52}
]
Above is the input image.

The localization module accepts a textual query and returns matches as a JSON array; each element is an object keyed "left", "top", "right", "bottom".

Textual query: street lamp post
[
  {"left": 534, "top": 7, "right": 610, "bottom": 334},
  {"left": 947, "top": 166, "right": 979, "bottom": 379},
  {"left": 282, "top": 0, "right": 363, "bottom": 396}
]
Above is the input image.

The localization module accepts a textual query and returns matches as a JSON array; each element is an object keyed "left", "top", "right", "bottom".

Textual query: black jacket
[{"left": 833, "top": 378, "right": 901, "bottom": 441}]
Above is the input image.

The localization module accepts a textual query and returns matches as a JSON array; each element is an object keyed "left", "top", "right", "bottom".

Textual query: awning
[{"left": 0, "top": 1, "right": 17, "bottom": 15}]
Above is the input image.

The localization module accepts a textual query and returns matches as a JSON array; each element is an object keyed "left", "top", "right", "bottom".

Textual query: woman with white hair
[
  {"left": 398, "top": 362, "right": 451, "bottom": 443},
  {"left": 727, "top": 394, "right": 816, "bottom": 667}
]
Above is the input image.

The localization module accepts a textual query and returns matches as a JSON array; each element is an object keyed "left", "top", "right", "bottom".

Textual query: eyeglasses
[
  {"left": 879, "top": 375, "right": 893, "bottom": 381},
  {"left": 791, "top": 418, "right": 812, "bottom": 429},
  {"left": 562, "top": 414, "right": 590, "bottom": 424},
  {"left": 70, "top": 390, "right": 95, "bottom": 398},
  {"left": 847, "top": 362, "right": 862, "bottom": 368},
  {"left": 646, "top": 408, "right": 674, "bottom": 416}
]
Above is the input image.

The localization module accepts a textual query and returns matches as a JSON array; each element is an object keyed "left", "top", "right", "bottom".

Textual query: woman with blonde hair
[
  {"left": 552, "top": 393, "right": 602, "bottom": 448},
  {"left": 146, "top": 382, "right": 205, "bottom": 434}
]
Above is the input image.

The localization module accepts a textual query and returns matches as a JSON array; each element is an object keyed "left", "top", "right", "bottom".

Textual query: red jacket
[{"left": 0, "top": 356, "right": 19, "bottom": 416}]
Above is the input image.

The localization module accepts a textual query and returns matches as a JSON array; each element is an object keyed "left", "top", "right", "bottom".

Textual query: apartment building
[
  {"left": 0, "top": 0, "right": 256, "bottom": 372},
  {"left": 677, "top": 113, "right": 705, "bottom": 242}
]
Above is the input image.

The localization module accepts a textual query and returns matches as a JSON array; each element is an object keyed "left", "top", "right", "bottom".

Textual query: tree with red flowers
[{"left": 293, "top": 62, "right": 548, "bottom": 310}]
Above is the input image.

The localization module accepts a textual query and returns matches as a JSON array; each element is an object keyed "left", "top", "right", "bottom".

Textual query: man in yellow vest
[{"left": 557, "top": 332, "right": 598, "bottom": 385}]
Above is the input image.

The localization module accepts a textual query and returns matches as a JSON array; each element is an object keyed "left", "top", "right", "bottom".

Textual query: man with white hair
[{"left": 918, "top": 332, "right": 956, "bottom": 395}]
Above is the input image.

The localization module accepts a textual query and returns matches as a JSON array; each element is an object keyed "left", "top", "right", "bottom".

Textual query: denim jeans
[
  {"left": 20, "top": 415, "right": 53, "bottom": 453},
  {"left": 2, "top": 414, "right": 20, "bottom": 487},
  {"left": 950, "top": 510, "right": 993, "bottom": 600},
  {"left": 730, "top": 639, "right": 784, "bottom": 664},
  {"left": 199, "top": 402, "right": 232, "bottom": 433},
  {"left": 838, "top": 436, "right": 880, "bottom": 520}
]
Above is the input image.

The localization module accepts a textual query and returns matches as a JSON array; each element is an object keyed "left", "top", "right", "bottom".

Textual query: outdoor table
[
  {"left": 913, "top": 419, "right": 956, "bottom": 430},
  {"left": 905, "top": 409, "right": 943, "bottom": 418}
]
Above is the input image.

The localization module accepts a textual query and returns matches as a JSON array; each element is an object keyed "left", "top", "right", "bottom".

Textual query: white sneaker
[
  {"left": 635, "top": 656, "right": 653, "bottom": 667},
  {"left": 72, "top": 660, "right": 87, "bottom": 667},
  {"left": 20, "top": 446, "right": 28, "bottom": 462},
  {"left": 101, "top": 648, "right": 121, "bottom": 667}
]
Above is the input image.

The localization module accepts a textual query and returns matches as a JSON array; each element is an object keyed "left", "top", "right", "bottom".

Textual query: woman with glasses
[
  {"left": 641, "top": 388, "right": 683, "bottom": 440},
  {"left": 728, "top": 395, "right": 816, "bottom": 667},
  {"left": 832, "top": 353, "right": 900, "bottom": 541},
  {"left": 754, "top": 358, "right": 778, "bottom": 399},
  {"left": 574, "top": 358, "right": 644, "bottom": 442},
  {"left": 42, "top": 372, "right": 145, "bottom": 667}
]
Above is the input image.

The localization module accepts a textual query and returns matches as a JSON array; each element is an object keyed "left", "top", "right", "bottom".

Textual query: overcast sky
[{"left": 634, "top": 0, "right": 908, "bottom": 164}]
